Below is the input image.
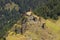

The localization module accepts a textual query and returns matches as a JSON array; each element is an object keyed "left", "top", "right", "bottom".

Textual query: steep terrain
[
  {"left": 4, "top": 12, "right": 60, "bottom": 40},
  {"left": 0, "top": 0, "right": 60, "bottom": 40}
]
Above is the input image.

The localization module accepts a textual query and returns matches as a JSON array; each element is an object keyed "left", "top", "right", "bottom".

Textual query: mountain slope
[{"left": 5, "top": 12, "right": 60, "bottom": 40}]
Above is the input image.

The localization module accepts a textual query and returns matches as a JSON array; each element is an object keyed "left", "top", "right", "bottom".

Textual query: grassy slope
[
  {"left": 46, "top": 18, "right": 60, "bottom": 40},
  {"left": 6, "top": 18, "right": 60, "bottom": 40}
]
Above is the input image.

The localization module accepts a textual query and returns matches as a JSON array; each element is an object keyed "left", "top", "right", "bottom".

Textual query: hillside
[
  {"left": 0, "top": 0, "right": 60, "bottom": 40},
  {"left": 3, "top": 12, "right": 60, "bottom": 40}
]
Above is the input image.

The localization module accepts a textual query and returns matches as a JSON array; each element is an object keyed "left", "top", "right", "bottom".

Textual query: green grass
[
  {"left": 46, "top": 20, "right": 60, "bottom": 32},
  {"left": 46, "top": 19, "right": 60, "bottom": 40}
]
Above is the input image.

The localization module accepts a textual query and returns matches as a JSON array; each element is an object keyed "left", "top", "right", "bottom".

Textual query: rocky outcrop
[
  {"left": 6, "top": 11, "right": 56, "bottom": 40},
  {"left": 20, "top": 12, "right": 42, "bottom": 34}
]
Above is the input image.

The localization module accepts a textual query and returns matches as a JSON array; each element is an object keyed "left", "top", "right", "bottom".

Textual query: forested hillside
[
  {"left": 0, "top": 0, "right": 60, "bottom": 40},
  {"left": 0, "top": 0, "right": 60, "bottom": 19}
]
